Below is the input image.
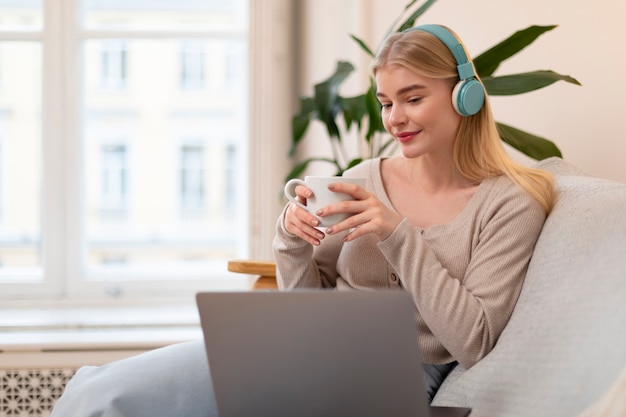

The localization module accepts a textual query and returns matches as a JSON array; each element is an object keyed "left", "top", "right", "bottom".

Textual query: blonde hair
[{"left": 371, "top": 28, "right": 555, "bottom": 213}]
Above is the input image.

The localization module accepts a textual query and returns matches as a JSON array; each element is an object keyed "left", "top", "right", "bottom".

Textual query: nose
[{"left": 388, "top": 104, "right": 407, "bottom": 126}]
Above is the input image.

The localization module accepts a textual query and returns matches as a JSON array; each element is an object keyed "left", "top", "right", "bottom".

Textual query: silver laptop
[{"left": 196, "top": 290, "right": 471, "bottom": 417}]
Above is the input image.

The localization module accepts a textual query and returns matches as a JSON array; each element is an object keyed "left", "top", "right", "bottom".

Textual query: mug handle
[{"left": 284, "top": 178, "right": 307, "bottom": 209}]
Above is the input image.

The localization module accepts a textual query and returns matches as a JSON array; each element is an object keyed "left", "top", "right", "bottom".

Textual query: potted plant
[{"left": 287, "top": 0, "right": 581, "bottom": 180}]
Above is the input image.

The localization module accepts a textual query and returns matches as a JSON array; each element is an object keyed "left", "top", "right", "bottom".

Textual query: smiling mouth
[{"left": 396, "top": 131, "right": 420, "bottom": 143}]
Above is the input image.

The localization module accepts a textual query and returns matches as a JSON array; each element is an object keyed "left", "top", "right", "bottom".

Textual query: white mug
[{"left": 284, "top": 176, "right": 366, "bottom": 227}]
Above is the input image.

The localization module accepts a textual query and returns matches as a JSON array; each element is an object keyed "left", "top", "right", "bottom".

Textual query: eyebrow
[{"left": 376, "top": 84, "right": 426, "bottom": 99}]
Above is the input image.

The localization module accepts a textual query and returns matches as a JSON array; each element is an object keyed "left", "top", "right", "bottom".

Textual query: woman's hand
[
  {"left": 284, "top": 184, "right": 327, "bottom": 246},
  {"left": 320, "top": 182, "right": 403, "bottom": 242}
]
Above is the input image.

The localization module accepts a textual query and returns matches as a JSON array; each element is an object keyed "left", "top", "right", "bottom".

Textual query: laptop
[{"left": 196, "top": 290, "right": 471, "bottom": 417}]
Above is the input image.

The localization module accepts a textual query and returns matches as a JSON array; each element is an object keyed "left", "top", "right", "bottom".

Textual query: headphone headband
[
  {"left": 403, "top": 24, "right": 485, "bottom": 116},
  {"left": 405, "top": 24, "right": 476, "bottom": 81}
]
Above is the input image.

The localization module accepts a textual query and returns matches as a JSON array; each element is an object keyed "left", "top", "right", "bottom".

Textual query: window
[
  {"left": 0, "top": 17, "right": 42, "bottom": 284},
  {"left": 0, "top": 0, "right": 253, "bottom": 300},
  {"left": 180, "top": 144, "right": 205, "bottom": 213},
  {"left": 100, "top": 40, "right": 128, "bottom": 91},
  {"left": 100, "top": 144, "right": 129, "bottom": 215},
  {"left": 180, "top": 40, "right": 205, "bottom": 91}
]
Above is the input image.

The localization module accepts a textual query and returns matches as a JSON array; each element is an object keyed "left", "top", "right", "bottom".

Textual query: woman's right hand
[{"left": 284, "top": 185, "right": 326, "bottom": 246}]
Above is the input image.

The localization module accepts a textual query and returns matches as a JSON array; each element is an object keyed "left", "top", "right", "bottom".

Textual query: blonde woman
[
  {"left": 274, "top": 24, "right": 554, "bottom": 401},
  {"left": 50, "top": 25, "right": 555, "bottom": 416}
]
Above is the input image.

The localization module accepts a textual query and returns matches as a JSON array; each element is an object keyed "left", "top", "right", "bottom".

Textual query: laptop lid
[{"left": 196, "top": 290, "right": 468, "bottom": 417}]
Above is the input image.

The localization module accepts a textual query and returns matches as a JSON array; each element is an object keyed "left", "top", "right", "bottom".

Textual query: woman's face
[{"left": 375, "top": 64, "right": 461, "bottom": 160}]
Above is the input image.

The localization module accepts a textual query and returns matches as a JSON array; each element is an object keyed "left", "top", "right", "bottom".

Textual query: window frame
[{"left": 0, "top": 0, "right": 294, "bottom": 303}]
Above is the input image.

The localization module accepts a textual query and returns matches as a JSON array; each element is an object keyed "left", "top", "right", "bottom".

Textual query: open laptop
[{"left": 196, "top": 290, "right": 471, "bottom": 417}]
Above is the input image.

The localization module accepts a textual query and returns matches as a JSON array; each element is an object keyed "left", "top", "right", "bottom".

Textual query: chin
[{"left": 400, "top": 147, "right": 425, "bottom": 159}]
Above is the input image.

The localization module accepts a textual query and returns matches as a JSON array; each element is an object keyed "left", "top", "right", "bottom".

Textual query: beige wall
[{"left": 295, "top": 0, "right": 626, "bottom": 183}]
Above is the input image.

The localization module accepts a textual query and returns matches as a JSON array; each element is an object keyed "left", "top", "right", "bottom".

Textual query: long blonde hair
[{"left": 371, "top": 27, "right": 555, "bottom": 213}]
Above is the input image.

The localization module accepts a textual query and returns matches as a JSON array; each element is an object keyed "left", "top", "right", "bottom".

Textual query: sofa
[
  {"left": 230, "top": 157, "right": 626, "bottom": 416},
  {"left": 48, "top": 158, "right": 624, "bottom": 416},
  {"left": 430, "top": 157, "right": 626, "bottom": 416}
]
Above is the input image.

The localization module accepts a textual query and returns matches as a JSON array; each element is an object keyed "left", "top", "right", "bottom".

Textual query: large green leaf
[
  {"left": 497, "top": 122, "right": 562, "bottom": 160},
  {"left": 395, "top": 0, "right": 439, "bottom": 33},
  {"left": 349, "top": 34, "right": 375, "bottom": 58},
  {"left": 284, "top": 157, "right": 340, "bottom": 183},
  {"left": 350, "top": 0, "right": 439, "bottom": 58},
  {"left": 340, "top": 94, "right": 368, "bottom": 132},
  {"left": 290, "top": 97, "right": 317, "bottom": 156},
  {"left": 474, "top": 25, "right": 557, "bottom": 77},
  {"left": 290, "top": 115, "right": 310, "bottom": 157},
  {"left": 344, "top": 157, "right": 365, "bottom": 171},
  {"left": 364, "top": 79, "right": 385, "bottom": 142},
  {"left": 313, "top": 61, "right": 355, "bottom": 140},
  {"left": 483, "top": 70, "right": 581, "bottom": 96}
]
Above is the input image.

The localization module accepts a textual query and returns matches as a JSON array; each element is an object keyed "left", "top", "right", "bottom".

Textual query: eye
[
  {"left": 408, "top": 97, "right": 422, "bottom": 104},
  {"left": 380, "top": 102, "right": 392, "bottom": 109}
]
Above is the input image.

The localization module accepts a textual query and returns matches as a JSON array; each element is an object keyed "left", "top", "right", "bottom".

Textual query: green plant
[{"left": 287, "top": 0, "right": 581, "bottom": 180}]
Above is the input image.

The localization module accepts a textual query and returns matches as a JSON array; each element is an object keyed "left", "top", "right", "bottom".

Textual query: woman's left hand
[{"left": 321, "top": 182, "right": 403, "bottom": 242}]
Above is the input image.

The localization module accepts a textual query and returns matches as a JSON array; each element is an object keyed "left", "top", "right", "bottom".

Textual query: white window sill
[{"left": 0, "top": 301, "right": 203, "bottom": 353}]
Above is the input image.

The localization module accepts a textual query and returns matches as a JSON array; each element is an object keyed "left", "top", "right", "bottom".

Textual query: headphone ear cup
[{"left": 452, "top": 79, "right": 485, "bottom": 116}]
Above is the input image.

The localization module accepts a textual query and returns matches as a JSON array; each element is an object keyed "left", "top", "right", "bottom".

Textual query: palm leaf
[
  {"left": 474, "top": 25, "right": 557, "bottom": 77},
  {"left": 284, "top": 157, "right": 339, "bottom": 183},
  {"left": 290, "top": 115, "right": 310, "bottom": 157},
  {"left": 364, "top": 79, "right": 386, "bottom": 142},
  {"left": 483, "top": 70, "right": 581, "bottom": 96},
  {"left": 312, "top": 61, "right": 355, "bottom": 140},
  {"left": 395, "top": 0, "right": 439, "bottom": 34},
  {"left": 497, "top": 122, "right": 562, "bottom": 160},
  {"left": 341, "top": 94, "right": 368, "bottom": 132},
  {"left": 349, "top": 34, "right": 375, "bottom": 58}
]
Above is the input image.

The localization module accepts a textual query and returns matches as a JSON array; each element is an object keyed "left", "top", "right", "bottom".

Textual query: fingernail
[
  {"left": 326, "top": 227, "right": 333, "bottom": 234},
  {"left": 311, "top": 218, "right": 319, "bottom": 227}
]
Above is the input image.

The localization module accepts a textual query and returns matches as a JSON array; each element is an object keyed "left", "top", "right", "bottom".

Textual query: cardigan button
[{"left": 390, "top": 273, "right": 398, "bottom": 282}]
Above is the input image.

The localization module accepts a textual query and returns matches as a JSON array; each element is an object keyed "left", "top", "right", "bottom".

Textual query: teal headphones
[{"left": 405, "top": 24, "right": 485, "bottom": 116}]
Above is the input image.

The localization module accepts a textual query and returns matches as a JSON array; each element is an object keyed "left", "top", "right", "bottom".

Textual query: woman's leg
[{"left": 50, "top": 340, "right": 217, "bottom": 417}]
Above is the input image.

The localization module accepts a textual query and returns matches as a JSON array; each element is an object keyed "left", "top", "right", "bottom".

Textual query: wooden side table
[{"left": 227, "top": 260, "right": 278, "bottom": 290}]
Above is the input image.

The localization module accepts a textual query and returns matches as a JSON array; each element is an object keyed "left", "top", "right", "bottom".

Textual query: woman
[
  {"left": 50, "top": 25, "right": 554, "bottom": 416},
  {"left": 273, "top": 24, "right": 554, "bottom": 401}
]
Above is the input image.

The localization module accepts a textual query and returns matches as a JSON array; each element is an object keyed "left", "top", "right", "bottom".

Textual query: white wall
[{"left": 296, "top": 0, "right": 626, "bottom": 183}]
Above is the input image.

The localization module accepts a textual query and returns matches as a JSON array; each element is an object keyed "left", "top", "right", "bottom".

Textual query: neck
[{"left": 402, "top": 155, "right": 473, "bottom": 193}]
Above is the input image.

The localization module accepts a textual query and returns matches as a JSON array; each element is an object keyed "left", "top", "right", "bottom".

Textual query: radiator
[
  {"left": 1, "top": 306, "right": 202, "bottom": 416},
  {"left": 0, "top": 369, "right": 76, "bottom": 417}
]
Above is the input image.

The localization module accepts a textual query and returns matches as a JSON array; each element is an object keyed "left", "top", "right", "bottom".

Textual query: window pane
[
  {"left": 82, "top": 0, "right": 247, "bottom": 31},
  {"left": 83, "top": 38, "right": 248, "bottom": 280},
  {"left": 180, "top": 145, "right": 205, "bottom": 212},
  {"left": 0, "top": 0, "right": 42, "bottom": 31},
  {"left": 0, "top": 41, "right": 42, "bottom": 281}
]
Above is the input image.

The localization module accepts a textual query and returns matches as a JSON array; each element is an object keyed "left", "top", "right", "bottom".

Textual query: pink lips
[{"left": 395, "top": 131, "right": 420, "bottom": 143}]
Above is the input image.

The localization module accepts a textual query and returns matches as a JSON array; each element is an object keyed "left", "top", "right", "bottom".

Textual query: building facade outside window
[
  {"left": 100, "top": 144, "right": 129, "bottom": 215},
  {"left": 0, "top": 0, "right": 251, "bottom": 299},
  {"left": 180, "top": 144, "right": 206, "bottom": 213},
  {"left": 100, "top": 39, "right": 128, "bottom": 91},
  {"left": 180, "top": 40, "right": 205, "bottom": 91}
]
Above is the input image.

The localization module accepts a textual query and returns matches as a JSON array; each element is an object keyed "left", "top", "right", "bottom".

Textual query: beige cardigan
[{"left": 273, "top": 158, "right": 546, "bottom": 369}]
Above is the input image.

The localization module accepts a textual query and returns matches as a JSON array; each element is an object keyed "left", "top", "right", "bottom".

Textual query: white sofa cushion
[{"left": 433, "top": 158, "right": 626, "bottom": 417}]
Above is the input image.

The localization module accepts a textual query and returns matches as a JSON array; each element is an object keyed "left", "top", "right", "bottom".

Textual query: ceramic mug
[{"left": 284, "top": 176, "right": 366, "bottom": 227}]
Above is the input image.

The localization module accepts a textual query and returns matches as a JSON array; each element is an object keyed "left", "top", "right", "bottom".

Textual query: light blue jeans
[
  {"left": 50, "top": 340, "right": 453, "bottom": 416},
  {"left": 50, "top": 341, "right": 218, "bottom": 417}
]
